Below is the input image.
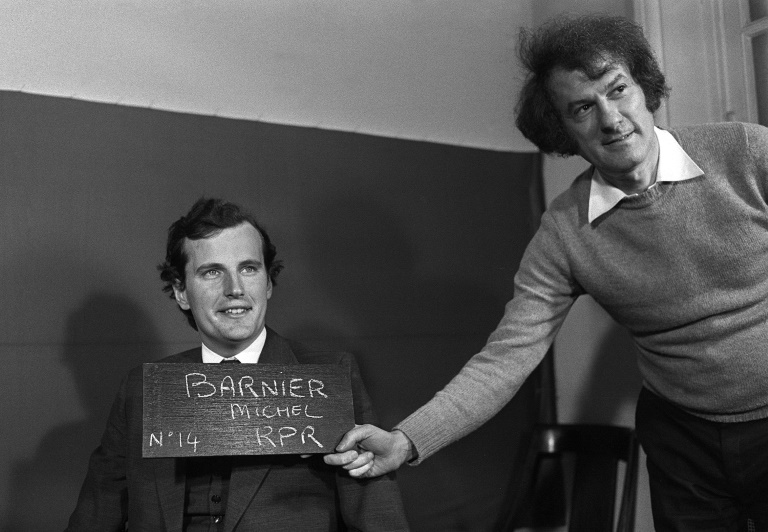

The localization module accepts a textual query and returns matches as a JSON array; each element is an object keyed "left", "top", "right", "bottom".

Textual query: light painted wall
[{"left": 0, "top": 0, "right": 534, "bottom": 151}]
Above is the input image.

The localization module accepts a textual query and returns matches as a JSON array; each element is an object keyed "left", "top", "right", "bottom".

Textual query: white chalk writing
[
  {"left": 148, "top": 431, "right": 200, "bottom": 452},
  {"left": 185, "top": 373, "right": 328, "bottom": 399}
]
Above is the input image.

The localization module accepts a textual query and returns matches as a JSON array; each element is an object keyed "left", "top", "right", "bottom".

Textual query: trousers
[{"left": 636, "top": 387, "right": 768, "bottom": 531}]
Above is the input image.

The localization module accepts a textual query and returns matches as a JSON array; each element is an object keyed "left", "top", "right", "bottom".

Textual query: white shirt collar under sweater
[
  {"left": 587, "top": 127, "right": 704, "bottom": 222},
  {"left": 201, "top": 327, "right": 267, "bottom": 363}
]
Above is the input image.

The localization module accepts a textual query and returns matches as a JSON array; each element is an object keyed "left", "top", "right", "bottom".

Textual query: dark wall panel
[{"left": 0, "top": 91, "right": 542, "bottom": 531}]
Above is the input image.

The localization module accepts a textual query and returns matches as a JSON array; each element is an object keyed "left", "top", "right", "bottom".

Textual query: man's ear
[{"left": 172, "top": 282, "right": 191, "bottom": 310}]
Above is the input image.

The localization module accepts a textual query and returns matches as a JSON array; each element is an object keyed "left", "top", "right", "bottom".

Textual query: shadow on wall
[
  {"left": 281, "top": 193, "right": 537, "bottom": 532},
  {"left": 3, "top": 293, "right": 160, "bottom": 532},
  {"left": 287, "top": 192, "right": 508, "bottom": 341},
  {"left": 572, "top": 323, "right": 642, "bottom": 425}
]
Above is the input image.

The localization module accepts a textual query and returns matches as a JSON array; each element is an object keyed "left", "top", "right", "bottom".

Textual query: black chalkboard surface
[{"left": 142, "top": 363, "right": 355, "bottom": 457}]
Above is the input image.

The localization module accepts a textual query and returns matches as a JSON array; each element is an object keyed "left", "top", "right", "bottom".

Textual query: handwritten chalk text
[
  {"left": 149, "top": 431, "right": 200, "bottom": 452},
  {"left": 254, "top": 425, "right": 324, "bottom": 448},
  {"left": 229, "top": 403, "right": 323, "bottom": 420},
  {"left": 185, "top": 373, "right": 328, "bottom": 399}
]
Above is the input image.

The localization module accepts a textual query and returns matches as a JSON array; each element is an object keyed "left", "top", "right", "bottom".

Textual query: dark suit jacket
[{"left": 66, "top": 328, "right": 409, "bottom": 531}]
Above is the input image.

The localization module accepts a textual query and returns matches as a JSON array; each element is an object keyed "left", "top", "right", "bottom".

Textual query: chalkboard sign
[{"left": 142, "top": 363, "right": 355, "bottom": 458}]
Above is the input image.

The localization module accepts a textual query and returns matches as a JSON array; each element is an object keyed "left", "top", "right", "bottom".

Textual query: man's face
[
  {"left": 548, "top": 61, "right": 659, "bottom": 194},
  {"left": 173, "top": 222, "right": 272, "bottom": 357}
]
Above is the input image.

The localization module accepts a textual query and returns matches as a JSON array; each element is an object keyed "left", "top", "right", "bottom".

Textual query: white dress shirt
[
  {"left": 588, "top": 127, "right": 704, "bottom": 222},
  {"left": 201, "top": 327, "right": 267, "bottom": 363}
]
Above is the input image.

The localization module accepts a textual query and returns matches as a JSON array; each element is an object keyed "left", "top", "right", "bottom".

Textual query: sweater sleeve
[
  {"left": 744, "top": 122, "right": 768, "bottom": 198},
  {"left": 395, "top": 208, "right": 582, "bottom": 463}
]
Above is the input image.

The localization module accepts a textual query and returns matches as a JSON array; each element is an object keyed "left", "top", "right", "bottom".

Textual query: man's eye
[
  {"left": 203, "top": 270, "right": 220, "bottom": 278},
  {"left": 575, "top": 104, "right": 591, "bottom": 116},
  {"left": 242, "top": 265, "right": 258, "bottom": 274}
]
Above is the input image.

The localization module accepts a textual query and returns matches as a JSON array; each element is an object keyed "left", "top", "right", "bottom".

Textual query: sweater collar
[{"left": 587, "top": 127, "right": 704, "bottom": 222}]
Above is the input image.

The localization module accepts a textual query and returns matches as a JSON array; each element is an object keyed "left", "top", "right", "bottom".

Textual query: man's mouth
[
  {"left": 222, "top": 307, "right": 250, "bottom": 315},
  {"left": 604, "top": 132, "right": 633, "bottom": 145}
]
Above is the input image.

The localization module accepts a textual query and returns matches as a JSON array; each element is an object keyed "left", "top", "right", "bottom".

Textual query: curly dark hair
[
  {"left": 158, "top": 197, "right": 284, "bottom": 330},
  {"left": 515, "top": 14, "right": 670, "bottom": 155}
]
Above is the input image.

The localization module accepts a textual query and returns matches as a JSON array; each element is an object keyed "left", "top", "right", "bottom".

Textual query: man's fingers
[
  {"left": 348, "top": 459, "right": 375, "bottom": 478},
  {"left": 324, "top": 424, "right": 402, "bottom": 478},
  {"left": 322, "top": 449, "right": 375, "bottom": 470},
  {"left": 333, "top": 424, "right": 372, "bottom": 452},
  {"left": 341, "top": 450, "right": 374, "bottom": 472},
  {"left": 323, "top": 449, "right": 359, "bottom": 467}
]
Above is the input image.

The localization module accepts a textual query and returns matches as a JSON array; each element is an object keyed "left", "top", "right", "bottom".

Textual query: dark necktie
[{"left": 220, "top": 357, "right": 240, "bottom": 363}]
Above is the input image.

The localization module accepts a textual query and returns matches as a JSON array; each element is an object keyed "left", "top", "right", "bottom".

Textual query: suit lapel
[
  {"left": 154, "top": 347, "right": 202, "bottom": 532},
  {"left": 154, "top": 458, "right": 187, "bottom": 531},
  {"left": 224, "top": 329, "right": 298, "bottom": 532},
  {"left": 257, "top": 327, "right": 300, "bottom": 365}
]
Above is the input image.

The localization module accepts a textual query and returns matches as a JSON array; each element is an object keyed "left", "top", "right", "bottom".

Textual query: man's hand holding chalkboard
[{"left": 324, "top": 425, "right": 416, "bottom": 478}]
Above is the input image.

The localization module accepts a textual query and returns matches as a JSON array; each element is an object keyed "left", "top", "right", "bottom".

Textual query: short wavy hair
[
  {"left": 158, "top": 197, "right": 283, "bottom": 330},
  {"left": 515, "top": 14, "right": 670, "bottom": 155}
]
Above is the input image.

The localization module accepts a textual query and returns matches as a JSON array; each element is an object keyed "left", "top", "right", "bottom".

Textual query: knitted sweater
[{"left": 397, "top": 122, "right": 768, "bottom": 463}]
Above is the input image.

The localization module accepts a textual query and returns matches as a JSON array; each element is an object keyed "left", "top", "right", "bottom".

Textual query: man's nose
[
  {"left": 224, "top": 272, "right": 245, "bottom": 297},
  {"left": 599, "top": 101, "right": 623, "bottom": 131}
]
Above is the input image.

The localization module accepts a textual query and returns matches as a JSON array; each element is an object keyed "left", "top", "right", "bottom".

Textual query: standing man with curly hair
[{"left": 326, "top": 15, "right": 768, "bottom": 530}]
